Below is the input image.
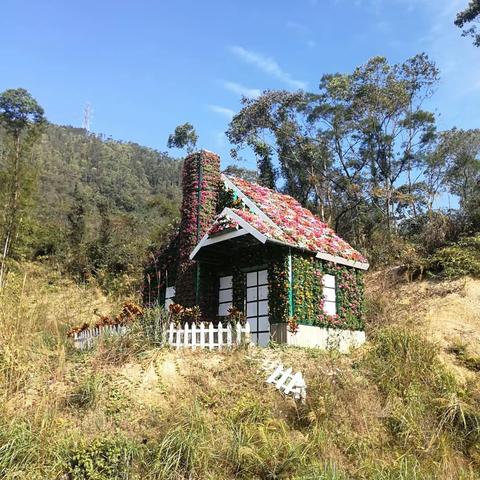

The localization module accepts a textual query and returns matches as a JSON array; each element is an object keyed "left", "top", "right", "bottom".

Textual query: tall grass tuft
[{"left": 144, "top": 404, "right": 211, "bottom": 479}]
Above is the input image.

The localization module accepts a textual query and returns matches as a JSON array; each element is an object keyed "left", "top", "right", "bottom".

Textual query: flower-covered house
[{"left": 144, "top": 150, "right": 369, "bottom": 349}]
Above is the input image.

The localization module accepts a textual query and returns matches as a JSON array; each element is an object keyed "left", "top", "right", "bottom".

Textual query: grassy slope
[{"left": 0, "top": 264, "right": 479, "bottom": 479}]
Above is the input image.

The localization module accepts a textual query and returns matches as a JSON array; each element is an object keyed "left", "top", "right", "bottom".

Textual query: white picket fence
[
  {"left": 72, "top": 324, "right": 128, "bottom": 350},
  {"left": 265, "top": 362, "right": 307, "bottom": 402},
  {"left": 168, "top": 321, "right": 250, "bottom": 350}
]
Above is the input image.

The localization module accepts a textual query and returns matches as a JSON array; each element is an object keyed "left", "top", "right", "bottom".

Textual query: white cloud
[
  {"left": 208, "top": 104, "right": 235, "bottom": 119},
  {"left": 223, "top": 81, "right": 261, "bottom": 98},
  {"left": 229, "top": 45, "right": 307, "bottom": 90}
]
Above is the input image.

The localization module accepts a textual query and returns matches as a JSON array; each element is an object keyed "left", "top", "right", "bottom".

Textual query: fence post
[
  {"left": 199, "top": 322, "right": 205, "bottom": 348},
  {"left": 267, "top": 364, "right": 284, "bottom": 384},
  {"left": 244, "top": 321, "right": 251, "bottom": 344},
  {"left": 218, "top": 322, "right": 223, "bottom": 349},
  {"left": 275, "top": 367, "right": 293, "bottom": 390},
  {"left": 208, "top": 322, "right": 214, "bottom": 350},
  {"left": 284, "top": 371, "right": 302, "bottom": 395},
  {"left": 168, "top": 323, "right": 174, "bottom": 346},
  {"left": 176, "top": 323, "right": 182, "bottom": 349},
  {"left": 191, "top": 323, "right": 197, "bottom": 350},
  {"left": 184, "top": 323, "right": 190, "bottom": 348},
  {"left": 226, "top": 323, "right": 232, "bottom": 346},
  {"left": 235, "top": 322, "right": 241, "bottom": 345}
]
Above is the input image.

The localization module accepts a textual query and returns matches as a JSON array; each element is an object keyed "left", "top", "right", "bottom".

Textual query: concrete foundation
[{"left": 270, "top": 323, "right": 366, "bottom": 353}]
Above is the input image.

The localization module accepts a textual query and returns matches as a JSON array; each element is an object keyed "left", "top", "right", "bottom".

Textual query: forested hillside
[{"left": 0, "top": 123, "right": 182, "bottom": 291}]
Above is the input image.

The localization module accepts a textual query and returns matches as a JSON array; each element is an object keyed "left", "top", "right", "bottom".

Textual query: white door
[{"left": 246, "top": 269, "right": 270, "bottom": 346}]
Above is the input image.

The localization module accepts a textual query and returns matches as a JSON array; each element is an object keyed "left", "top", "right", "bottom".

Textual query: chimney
[{"left": 175, "top": 150, "right": 221, "bottom": 308}]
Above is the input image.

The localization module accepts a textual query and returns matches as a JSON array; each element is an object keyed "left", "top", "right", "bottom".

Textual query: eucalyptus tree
[
  {"left": 440, "top": 129, "right": 480, "bottom": 231},
  {"left": 0, "top": 88, "right": 45, "bottom": 288},
  {"left": 167, "top": 122, "right": 198, "bottom": 154},
  {"left": 455, "top": 1, "right": 480, "bottom": 46},
  {"left": 227, "top": 54, "right": 439, "bottom": 247}
]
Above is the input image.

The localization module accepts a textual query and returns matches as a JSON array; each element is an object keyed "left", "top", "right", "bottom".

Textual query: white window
[
  {"left": 218, "top": 275, "right": 233, "bottom": 316},
  {"left": 165, "top": 286, "right": 175, "bottom": 309},
  {"left": 322, "top": 274, "right": 336, "bottom": 315}
]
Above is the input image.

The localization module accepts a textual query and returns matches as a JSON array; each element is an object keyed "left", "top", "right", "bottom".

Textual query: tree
[
  {"left": 167, "top": 123, "right": 198, "bottom": 154},
  {"left": 252, "top": 139, "right": 277, "bottom": 189},
  {"left": 222, "top": 165, "right": 258, "bottom": 183},
  {"left": 0, "top": 88, "right": 45, "bottom": 289},
  {"left": 440, "top": 129, "right": 480, "bottom": 231},
  {"left": 227, "top": 54, "right": 439, "bottom": 248},
  {"left": 455, "top": 1, "right": 480, "bottom": 46}
]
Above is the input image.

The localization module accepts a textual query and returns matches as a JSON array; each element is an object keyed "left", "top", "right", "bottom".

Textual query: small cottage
[{"left": 144, "top": 150, "right": 369, "bottom": 349}]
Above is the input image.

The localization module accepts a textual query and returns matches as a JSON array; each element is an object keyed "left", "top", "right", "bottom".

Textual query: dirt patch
[
  {"left": 366, "top": 273, "right": 480, "bottom": 382},
  {"left": 424, "top": 278, "right": 480, "bottom": 354}
]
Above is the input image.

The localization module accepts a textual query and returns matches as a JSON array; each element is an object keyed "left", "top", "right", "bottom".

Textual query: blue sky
[{"left": 1, "top": 0, "right": 478, "bottom": 169}]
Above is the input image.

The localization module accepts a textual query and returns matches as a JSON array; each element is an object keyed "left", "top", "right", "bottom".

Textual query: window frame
[{"left": 322, "top": 274, "right": 337, "bottom": 316}]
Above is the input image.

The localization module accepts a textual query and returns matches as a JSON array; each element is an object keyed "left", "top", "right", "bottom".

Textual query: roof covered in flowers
[{"left": 223, "top": 176, "right": 367, "bottom": 264}]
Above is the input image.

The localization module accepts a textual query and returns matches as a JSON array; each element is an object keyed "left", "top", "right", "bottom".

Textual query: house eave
[
  {"left": 266, "top": 238, "right": 369, "bottom": 270},
  {"left": 189, "top": 207, "right": 268, "bottom": 261},
  {"left": 315, "top": 251, "right": 369, "bottom": 270}
]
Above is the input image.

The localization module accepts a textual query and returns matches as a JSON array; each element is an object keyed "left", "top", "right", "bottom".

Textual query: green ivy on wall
[
  {"left": 267, "top": 246, "right": 290, "bottom": 325},
  {"left": 291, "top": 254, "right": 322, "bottom": 326},
  {"left": 291, "top": 251, "right": 365, "bottom": 330}
]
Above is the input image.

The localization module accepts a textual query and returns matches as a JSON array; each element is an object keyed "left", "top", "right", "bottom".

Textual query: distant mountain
[{"left": 10, "top": 124, "right": 182, "bottom": 288}]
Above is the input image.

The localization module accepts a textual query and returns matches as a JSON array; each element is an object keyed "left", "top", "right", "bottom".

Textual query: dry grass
[{"left": 0, "top": 263, "right": 479, "bottom": 479}]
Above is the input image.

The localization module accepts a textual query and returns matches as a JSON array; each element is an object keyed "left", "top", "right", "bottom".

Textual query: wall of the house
[
  {"left": 195, "top": 243, "right": 290, "bottom": 324},
  {"left": 192, "top": 246, "right": 365, "bottom": 332},
  {"left": 290, "top": 251, "right": 365, "bottom": 331},
  {"left": 142, "top": 233, "right": 179, "bottom": 307}
]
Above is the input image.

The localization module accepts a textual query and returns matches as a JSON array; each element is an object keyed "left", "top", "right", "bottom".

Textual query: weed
[{"left": 67, "top": 373, "right": 104, "bottom": 410}]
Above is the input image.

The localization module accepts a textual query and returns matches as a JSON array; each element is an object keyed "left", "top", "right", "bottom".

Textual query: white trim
[
  {"left": 315, "top": 251, "right": 369, "bottom": 270},
  {"left": 190, "top": 229, "right": 249, "bottom": 260},
  {"left": 221, "top": 175, "right": 279, "bottom": 229},
  {"left": 226, "top": 209, "right": 268, "bottom": 244},
  {"left": 189, "top": 208, "right": 267, "bottom": 260}
]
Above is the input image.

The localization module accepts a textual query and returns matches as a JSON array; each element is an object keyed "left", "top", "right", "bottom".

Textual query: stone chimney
[{"left": 175, "top": 150, "right": 221, "bottom": 308}]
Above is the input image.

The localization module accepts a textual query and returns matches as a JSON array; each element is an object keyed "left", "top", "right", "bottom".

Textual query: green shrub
[
  {"left": 364, "top": 327, "right": 480, "bottom": 453},
  {"left": 429, "top": 235, "right": 480, "bottom": 278},
  {"left": 228, "top": 394, "right": 273, "bottom": 425},
  {"left": 365, "top": 327, "right": 454, "bottom": 397},
  {"left": 291, "top": 462, "right": 348, "bottom": 480},
  {"left": 62, "top": 436, "right": 136, "bottom": 480}
]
